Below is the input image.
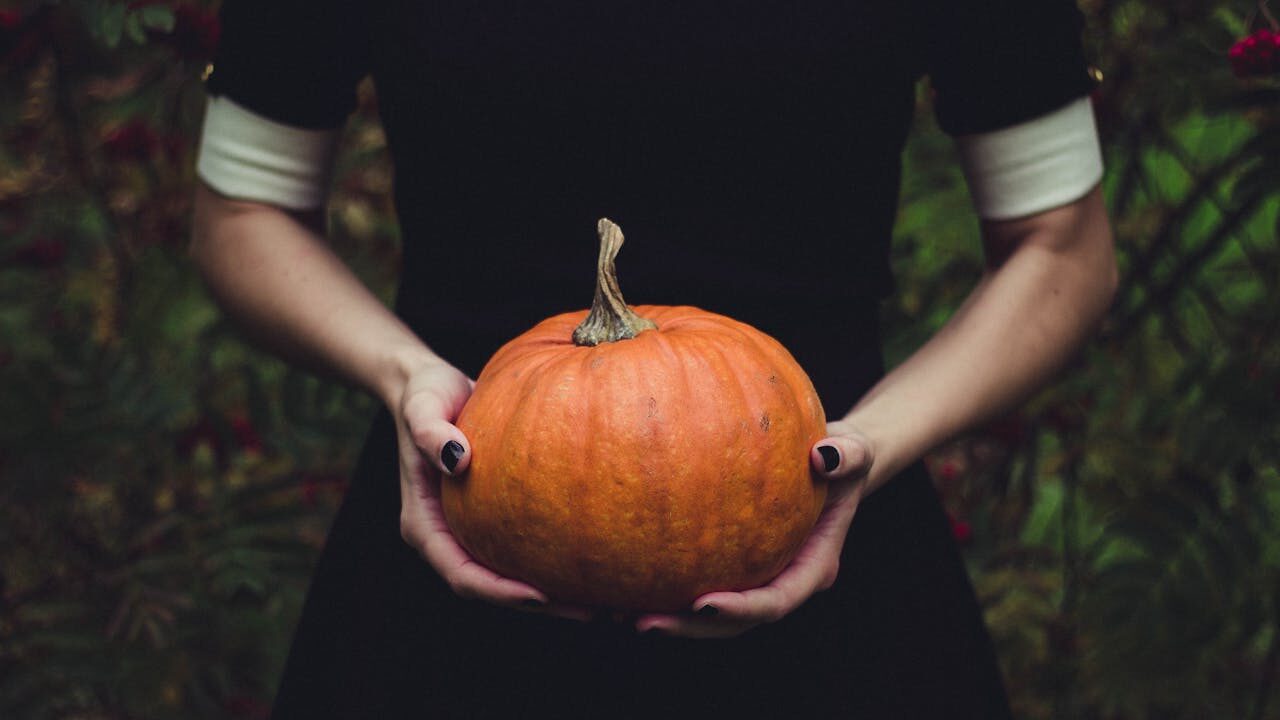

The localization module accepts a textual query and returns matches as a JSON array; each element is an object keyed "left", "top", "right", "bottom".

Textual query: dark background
[{"left": 1, "top": 1, "right": 1278, "bottom": 718}]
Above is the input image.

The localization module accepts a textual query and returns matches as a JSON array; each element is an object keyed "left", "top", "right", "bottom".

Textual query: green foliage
[
  {"left": 71, "top": 0, "right": 176, "bottom": 48},
  {"left": 0, "top": 0, "right": 1277, "bottom": 718},
  {"left": 0, "top": 2, "right": 393, "bottom": 717},
  {"left": 892, "top": 3, "right": 1280, "bottom": 718}
]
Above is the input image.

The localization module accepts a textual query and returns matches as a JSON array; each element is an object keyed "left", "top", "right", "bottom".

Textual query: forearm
[
  {"left": 846, "top": 187, "right": 1117, "bottom": 493},
  {"left": 190, "top": 183, "right": 439, "bottom": 407}
]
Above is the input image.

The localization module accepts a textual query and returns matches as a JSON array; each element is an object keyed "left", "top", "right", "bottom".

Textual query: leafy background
[{"left": 0, "top": 1, "right": 1277, "bottom": 718}]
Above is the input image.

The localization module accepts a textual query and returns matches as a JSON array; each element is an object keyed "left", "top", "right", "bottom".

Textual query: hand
[
  {"left": 393, "top": 358, "right": 591, "bottom": 621},
  {"left": 634, "top": 419, "right": 874, "bottom": 638}
]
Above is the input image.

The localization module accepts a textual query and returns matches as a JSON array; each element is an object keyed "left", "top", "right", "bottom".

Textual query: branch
[{"left": 1108, "top": 182, "right": 1269, "bottom": 340}]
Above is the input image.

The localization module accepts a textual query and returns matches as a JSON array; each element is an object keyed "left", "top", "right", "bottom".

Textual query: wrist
[
  {"left": 835, "top": 412, "right": 918, "bottom": 495},
  {"left": 374, "top": 342, "right": 447, "bottom": 410}
]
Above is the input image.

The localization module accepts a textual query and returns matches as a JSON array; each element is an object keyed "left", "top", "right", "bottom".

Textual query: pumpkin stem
[{"left": 572, "top": 218, "right": 658, "bottom": 347}]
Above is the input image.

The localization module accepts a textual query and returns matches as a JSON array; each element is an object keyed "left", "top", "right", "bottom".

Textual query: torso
[{"left": 363, "top": 1, "right": 920, "bottom": 405}]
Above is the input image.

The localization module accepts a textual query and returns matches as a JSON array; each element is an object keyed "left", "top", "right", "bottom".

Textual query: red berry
[
  {"left": 1230, "top": 29, "right": 1280, "bottom": 77},
  {"left": 949, "top": 514, "right": 973, "bottom": 545},
  {"left": 103, "top": 120, "right": 160, "bottom": 161}
]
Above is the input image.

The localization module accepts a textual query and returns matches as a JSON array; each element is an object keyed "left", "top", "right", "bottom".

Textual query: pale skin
[{"left": 191, "top": 177, "right": 1117, "bottom": 638}]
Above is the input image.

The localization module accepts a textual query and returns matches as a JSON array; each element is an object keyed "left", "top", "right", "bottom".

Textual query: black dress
[{"left": 207, "top": 1, "right": 1095, "bottom": 716}]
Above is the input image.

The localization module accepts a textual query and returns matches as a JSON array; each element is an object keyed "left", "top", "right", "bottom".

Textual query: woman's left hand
[{"left": 633, "top": 420, "right": 875, "bottom": 638}]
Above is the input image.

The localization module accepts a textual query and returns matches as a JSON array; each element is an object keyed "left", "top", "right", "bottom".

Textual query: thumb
[
  {"left": 811, "top": 433, "right": 873, "bottom": 482},
  {"left": 406, "top": 411, "right": 472, "bottom": 477}
]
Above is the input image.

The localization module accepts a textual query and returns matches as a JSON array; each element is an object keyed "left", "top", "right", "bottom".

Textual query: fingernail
[
  {"left": 441, "top": 440, "right": 465, "bottom": 473},
  {"left": 818, "top": 445, "right": 840, "bottom": 473},
  {"left": 696, "top": 604, "right": 719, "bottom": 617},
  {"left": 521, "top": 598, "right": 546, "bottom": 609}
]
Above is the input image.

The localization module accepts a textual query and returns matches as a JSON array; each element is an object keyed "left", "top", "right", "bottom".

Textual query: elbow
[
  {"left": 1060, "top": 185, "right": 1119, "bottom": 330},
  {"left": 187, "top": 182, "right": 275, "bottom": 277}
]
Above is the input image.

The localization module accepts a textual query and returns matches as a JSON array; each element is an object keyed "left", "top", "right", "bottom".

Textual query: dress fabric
[{"left": 206, "top": 1, "right": 1095, "bottom": 717}]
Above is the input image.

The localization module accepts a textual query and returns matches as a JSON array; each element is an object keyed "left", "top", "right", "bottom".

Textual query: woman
[{"left": 191, "top": 0, "right": 1116, "bottom": 716}]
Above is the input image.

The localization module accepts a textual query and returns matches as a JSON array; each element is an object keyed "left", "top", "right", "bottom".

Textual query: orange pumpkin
[{"left": 444, "top": 219, "right": 827, "bottom": 611}]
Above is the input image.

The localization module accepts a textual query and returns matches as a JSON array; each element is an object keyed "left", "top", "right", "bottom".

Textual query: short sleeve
[
  {"left": 954, "top": 96, "right": 1104, "bottom": 220},
  {"left": 204, "top": 0, "right": 370, "bottom": 130},
  {"left": 925, "top": 0, "right": 1097, "bottom": 136}
]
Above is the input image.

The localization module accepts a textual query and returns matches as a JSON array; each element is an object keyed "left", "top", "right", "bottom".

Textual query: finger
[
  {"left": 399, "top": 463, "right": 545, "bottom": 608},
  {"left": 635, "top": 541, "right": 842, "bottom": 638},
  {"left": 536, "top": 603, "right": 596, "bottom": 623},
  {"left": 425, "top": 537, "right": 550, "bottom": 607},
  {"left": 634, "top": 611, "right": 757, "bottom": 639},
  {"left": 811, "top": 434, "right": 871, "bottom": 481},
  {"left": 665, "top": 578, "right": 811, "bottom": 636},
  {"left": 684, "top": 520, "right": 848, "bottom": 627},
  {"left": 688, "top": 579, "right": 806, "bottom": 634},
  {"left": 448, "top": 556, "right": 548, "bottom": 606},
  {"left": 636, "top": 581, "right": 807, "bottom": 637},
  {"left": 405, "top": 411, "right": 472, "bottom": 476}
]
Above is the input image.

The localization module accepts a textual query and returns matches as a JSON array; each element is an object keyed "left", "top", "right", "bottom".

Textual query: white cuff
[
  {"left": 196, "top": 95, "right": 339, "bottom": 210},
  {"left": 955, "top": 96, "right": 1104, "bottom": 221}
]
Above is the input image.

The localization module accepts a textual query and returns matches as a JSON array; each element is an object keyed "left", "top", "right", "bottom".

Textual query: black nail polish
[
  {"left": 818, "top": 445, "right": 840, "bottom": 473},
  {"left": 696, "top": 604, "right": 719, "bottom": 617},
  {"left": 521, "top": 598, "right": 546, "bottom": 609},
  {"left": 441, "top": 440, "right": 465, "bottom": 473}
]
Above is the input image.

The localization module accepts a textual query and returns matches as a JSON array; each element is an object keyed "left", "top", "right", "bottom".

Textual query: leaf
[
  {"left": 1021, "top": 478, "right": 1062, "bottom": 547},
  {"left": 137, "top": 4, "right": 175, "bottom": 33},
  {"left": 99, "top": 1, "right": 126, "bottom": 48},
  {"left": 124, "top": 9, "right": 145, "bottom": 44},
  {"left": 1212, "top": 7, "right": 1248, "bottom": 37}
]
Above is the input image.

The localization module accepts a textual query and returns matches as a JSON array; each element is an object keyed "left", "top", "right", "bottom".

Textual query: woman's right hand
[
  {"left": 189, "top": 186, "right": 589, "bottom": 616},
  {"left": 392, "top": 357, "right": 592, "bottom": 620}
]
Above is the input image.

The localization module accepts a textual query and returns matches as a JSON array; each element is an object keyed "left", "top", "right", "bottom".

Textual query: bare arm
[
  {"left": 842, "top": 184, "right": 1118, "bottom": 492},
  {"left": 190, "top": 181, "right": 566, "bottom": 613},
  {"left": 189, "top": 182, "right": 438, "bottom": 407},
  {"left": 646, "top": 185, "right": 1116, "bottom": 636}
]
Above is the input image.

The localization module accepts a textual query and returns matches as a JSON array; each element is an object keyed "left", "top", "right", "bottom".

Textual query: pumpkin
[{"left": 444, "top": 219, "right": 827, "bottom": 612}]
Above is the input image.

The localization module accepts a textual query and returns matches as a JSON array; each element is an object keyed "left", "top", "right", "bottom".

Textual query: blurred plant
[
  {"left": 895, "top": 2, "right": 1280, "bottom": 718},
  {"left": 0, "top": 1, "right": 397, "bottom": 717}
]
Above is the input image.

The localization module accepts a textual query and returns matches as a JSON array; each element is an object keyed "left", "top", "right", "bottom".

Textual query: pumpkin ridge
[
  {"left": 489, "top": 353, "right": 566, "bottom": 560},
  {"left": 713, "top": 332, "right": 785, "bottom": 569},
  {"left": 702, "top": 335, "right": 754, "bottom": 581},
  {"left": 645, "top": 325, "right": 686, "bottom": 382},
  {"left": 653, "top": 333, "right": 695, "bottom": 584},
  {"left": 544, "top": 352, "right": 590, "bottom": 593},
  {"left": 731, "top": 322, "right": 823, "bottom": 566},
  {"left": 481, "top": 312, "right": 587, "bottom": 378},
  {"left": 484, "top": 340, "right": 574, "bottom": 388}
]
